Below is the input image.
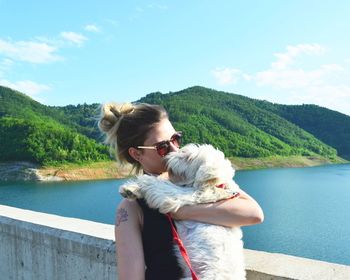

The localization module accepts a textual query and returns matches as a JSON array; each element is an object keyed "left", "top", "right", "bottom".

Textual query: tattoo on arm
[{"left": 116, "top": 208, "right": 129, "bottom": 226}]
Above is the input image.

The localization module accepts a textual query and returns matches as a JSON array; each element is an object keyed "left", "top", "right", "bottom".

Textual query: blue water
[
  {"left": 236, "top": 164, "right": 350, "bottom": 266},
  {"left": 0, "top": 164, "right": 349, "bottom": 266}
]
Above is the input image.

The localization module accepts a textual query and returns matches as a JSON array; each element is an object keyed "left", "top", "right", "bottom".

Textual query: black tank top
[{"left": 137, "top": 199, "right": 183, "bottom": 280}]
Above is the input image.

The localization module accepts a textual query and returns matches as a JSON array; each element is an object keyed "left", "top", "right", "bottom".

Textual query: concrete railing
[{"left": 1, "top": 205, "right": 349, "bottom": 280}]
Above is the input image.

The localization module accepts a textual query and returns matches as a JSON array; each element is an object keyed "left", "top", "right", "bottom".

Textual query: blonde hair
[{"left": 98, "top": 102, "right": 168, "bottom": 171}]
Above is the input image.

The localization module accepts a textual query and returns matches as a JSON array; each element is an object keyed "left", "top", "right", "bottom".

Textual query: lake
[{"left": 0, "top": 164, "right": 349, "bottom": 266}]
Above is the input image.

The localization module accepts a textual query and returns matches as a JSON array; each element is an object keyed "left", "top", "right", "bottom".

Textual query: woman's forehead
[{"left": 145, "top": 119, "right": 175, "bottom": 144}]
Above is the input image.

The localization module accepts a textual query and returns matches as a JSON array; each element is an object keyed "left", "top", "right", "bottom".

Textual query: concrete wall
[
  {"left": 245, "top": 249, "right": 350, "bottom": 280},
  {"left": 0, "top": 205, "right": 116, "bottom": 280},
  {"left": 1, "top": 205, "right": 350, "bottom": 280}
]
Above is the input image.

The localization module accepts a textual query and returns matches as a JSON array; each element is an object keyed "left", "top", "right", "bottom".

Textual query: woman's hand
[{"left": 170, "top": 189, "right": 264, "bottom": 227}]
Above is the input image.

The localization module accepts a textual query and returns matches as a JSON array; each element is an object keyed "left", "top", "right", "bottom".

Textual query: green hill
[
  {"left": 0, "top": 86, "right": 101, "bottom": 140},
  {"left": 139, "top": 86, "right": 344, "bottom": 159},
  {"left": 252, "top": 102, "right": 350, "bottom": 160},
  {"left": 50, "top": 103, "right": 102, "bottom": 140},
  {"left": 1, "top": 85, "right": 349, "bottom": 167},
  {"left": 0, "top": 86, "right": 109, "bottom": 165}
]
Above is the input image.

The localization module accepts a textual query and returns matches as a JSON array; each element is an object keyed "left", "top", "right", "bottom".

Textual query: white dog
[{"left": 120, "top": 144, "right": 246, "bottom": 280}]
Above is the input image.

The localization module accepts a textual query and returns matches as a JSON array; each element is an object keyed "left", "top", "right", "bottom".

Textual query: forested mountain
[
  {"left": 139, "top": 87, "right": 340, "bottom": 159},
  {"left": 1, "top": 85, "right": 349, "bottom": 166},
  {"left": 0, "top": 86, "right": 100, "bottom": 140},
  {"left": 0, "top": 86, "right": 109, "bottom": 165},
  {"left": 51, "top": 103, "right": 101, "bottom": 140},
  {"left": 252, "top": 102, "right": 350, "bottom": 159}
]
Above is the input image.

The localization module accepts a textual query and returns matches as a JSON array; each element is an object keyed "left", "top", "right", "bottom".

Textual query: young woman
[{"left": 98, "top": 102, "right": 264, "bottom": 280}]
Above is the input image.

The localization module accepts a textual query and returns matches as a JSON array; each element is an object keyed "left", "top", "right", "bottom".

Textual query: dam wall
[{"left": 1, "top": 205, "right": 349, "bottom": 280}]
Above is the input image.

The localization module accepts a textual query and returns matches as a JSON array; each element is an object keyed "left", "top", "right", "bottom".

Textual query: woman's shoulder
[
  {"left": 118, "top": 198, "right": 138, "bottom": 207},
  {"left": 117, "top": 198, "right": 143, "bottom": 226}
]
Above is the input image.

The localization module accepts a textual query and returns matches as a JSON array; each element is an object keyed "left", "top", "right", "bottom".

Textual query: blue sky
[{"left": 1, "top": 1, "right": 349, "bottom": 116}]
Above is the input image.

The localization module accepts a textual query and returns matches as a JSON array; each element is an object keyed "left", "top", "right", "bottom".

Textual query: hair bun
[{"left": 98, "top": 102, "right": 134, "bottom": 133}]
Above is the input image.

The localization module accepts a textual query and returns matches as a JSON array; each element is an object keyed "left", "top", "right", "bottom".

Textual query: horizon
[
  {"left": 1, "top": 1, "right": 349, "bottom": 115},
  {"left": 3, "top": 83, "right": 350, "bottom": 117}
]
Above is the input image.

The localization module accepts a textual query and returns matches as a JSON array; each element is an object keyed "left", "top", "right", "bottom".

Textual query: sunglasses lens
[
  {"left": 156, "top": 142, "right": 170, "bottom": 157},
  {"left": 171, "top": 132, "right": 182, "bottom": 148},
  {"left": 153, "top": 132, "right": 183, "bottom": 157}
]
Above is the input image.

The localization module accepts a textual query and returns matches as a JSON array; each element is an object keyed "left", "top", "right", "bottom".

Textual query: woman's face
[{"left": 138, "top": 118, "right": 179, "bottom": 175}]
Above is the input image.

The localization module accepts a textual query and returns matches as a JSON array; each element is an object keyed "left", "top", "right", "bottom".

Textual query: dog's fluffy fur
[{"left": 120, "top": 144, "right": 245, "bottom": 280}]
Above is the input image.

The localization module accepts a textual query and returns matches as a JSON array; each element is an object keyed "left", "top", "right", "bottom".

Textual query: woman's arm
[
  {"left": 171, "top": 189, "right": 264, "bottom": 227},
  {"left": 115, "top": 199, "right": 145, "bottom": 280}
]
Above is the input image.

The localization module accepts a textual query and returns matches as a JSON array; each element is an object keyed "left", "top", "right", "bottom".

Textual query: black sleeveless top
[{"left": 137, "top": 199, "right": 183, "bottom": 280}]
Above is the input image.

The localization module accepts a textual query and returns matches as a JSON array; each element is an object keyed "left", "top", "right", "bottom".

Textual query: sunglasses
[{"left": 137, "top": 131, "right": 183, "bottom": 157}]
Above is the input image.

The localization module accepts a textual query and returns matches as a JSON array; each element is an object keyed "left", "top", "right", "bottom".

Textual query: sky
[{"left": 1, "top": 1, "right": 350, "bottom": 116}]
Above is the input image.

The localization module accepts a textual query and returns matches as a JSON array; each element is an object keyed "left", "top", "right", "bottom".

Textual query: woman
[{"left": 98, "top": 102, "right": 264, "bottom": 280}]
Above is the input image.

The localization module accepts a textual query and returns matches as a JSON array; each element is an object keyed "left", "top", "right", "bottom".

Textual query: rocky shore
[
  {"left": 0, "top": 156, "right": 347, "bottom": 182},
  {"left": 0, "top": 161, "right": 133, "bottom": 182},
  {"left": 0, "top": 162, "right": 63, "bottom": 181},
  {"left": 37, "top": 162, "right": 133, "bottom": 181}
]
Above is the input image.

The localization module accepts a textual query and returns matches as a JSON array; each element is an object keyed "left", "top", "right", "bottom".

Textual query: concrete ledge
[
  {"left": 1, "top": 205, "right": 350, "bottom": 280},
  {"left": 0, "top": 204, "right": 114, "bottom": 240},
  {"left": 0, "top": 205, "right": 116, "bottom": 280},
  {"left": 245, "top": 249, "right": 350, "bottom": 280}
]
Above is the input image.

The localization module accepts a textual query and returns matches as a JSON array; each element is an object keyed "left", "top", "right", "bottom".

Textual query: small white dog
[{"left": 120, "top": 144, "right": 246, "bottom": 280}]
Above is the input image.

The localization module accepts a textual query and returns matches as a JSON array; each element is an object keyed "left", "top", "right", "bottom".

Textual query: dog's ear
[
  {"left": 193, "top": 157, "right": 235, "bottom": 190},
  {"left": 193, "top": 164, "right": 221, "bottom": 189},
  {"left": 167, "top": 167, "right": 185, "bottom": 185},
  {"left": 166, "top": 144, "right": 201, "bottom": 186}
]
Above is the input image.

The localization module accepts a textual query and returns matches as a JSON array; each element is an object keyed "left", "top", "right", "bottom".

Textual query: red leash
[
  {"left": 166, "top": 214, "right": 200, "bottom": 280},
  {"left": 166, "top": 191, "right": 240, "bottom": 280}
]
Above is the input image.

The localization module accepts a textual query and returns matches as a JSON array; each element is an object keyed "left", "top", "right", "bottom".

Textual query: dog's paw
[{"left": 119, "top": 183, "right": 142, "bottom": 200}]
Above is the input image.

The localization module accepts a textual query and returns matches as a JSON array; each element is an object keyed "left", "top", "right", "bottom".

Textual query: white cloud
[
  {"left": 286, "top": 84, "right": 350, "bottom": 115},
  {"left": 242, "top": 74, "right": 253, "bottom": 81},
  {"left": 130, "top": 3, "right": 168, "bottom": 22},
  {"left": 256, "top": 45, "right": 350, "bottom": 115},
  {"left": 211, "top": 67, "right": 242, "bottom": 85},
  {"left": 271, "top": 44, "right": 325, "bottom": 70},
  {"left": 0, "top": 79, "right": 51, "bottom": 97},
  {"left": 211, "top": 43, "right": 350, "bottom": 115},
  {"left": 135, "top": 6, "right": 144, "bottom": 13},
  {"left": 0, "top": 58, "right": 14, "bottom": 76},
  {"left": 0, "top": 39, "right": 61, "bottom": 64},
  {"left": 105, "top": 19, "right": 120, "bottom": 28},
  {"left": 148, "top": 3, "right": 168, "bottom": 10},
  {"left": 256, "top": 64, "right": 343, "bottom": 89},
  {"left": 255, "top": 44, "right": 342, "bottom": 89},
  {"left": 60, "top": 32, "right": 87, "bottom": 45},
  {"left": 1, "top": 58, "right": 14, "bottom": 67},
  {"left": 85, "top": 24, "right": 100, "bottom": 33}
]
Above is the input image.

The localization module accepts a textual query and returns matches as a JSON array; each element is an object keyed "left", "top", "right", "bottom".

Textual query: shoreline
[
  {"left": 231, "top": 155, "right": 348, "bottom": 170},
  {"left": 0, "top": 156, "right": 348, "bottom": 182}
]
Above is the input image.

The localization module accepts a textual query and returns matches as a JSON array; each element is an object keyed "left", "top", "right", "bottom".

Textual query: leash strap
[
  {"left": 165, "top": 192, "right": 240, "bottom": 280},
  {"left": 166, "top": 214, "right": 200, "bottom": 280}
]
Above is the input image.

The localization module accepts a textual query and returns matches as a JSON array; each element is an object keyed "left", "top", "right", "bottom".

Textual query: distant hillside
[
  {"left": 0, "top": 86, "right": 109, "bottom": 165},
  {"left": 252, "top": 102, "right": 350, "bottom": 160},
  {"left": 0, "top": 86, "right": 101, "bottom": 140},
  {"left": 51, "top": 103, "right": 102, "bottom": 140},
  {"left": 139, "top": 86, "right": 344, "bottom": 159},
  {"left": 1, "top": 85, "right": 349, "bottom": 167}
]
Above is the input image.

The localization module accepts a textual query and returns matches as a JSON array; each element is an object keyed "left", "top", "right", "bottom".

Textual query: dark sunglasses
[{"left": 137, "top": 131, "right": 183, "bottom": 157}]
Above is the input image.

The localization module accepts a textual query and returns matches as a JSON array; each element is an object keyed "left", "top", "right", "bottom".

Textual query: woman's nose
[{"left": 169, "top": 141, "right": 179, "bottom": 152}]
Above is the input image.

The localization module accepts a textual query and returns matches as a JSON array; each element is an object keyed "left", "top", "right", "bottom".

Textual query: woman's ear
[{"left": 128, "top": 147, "right": 142, "bottom": 162}]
